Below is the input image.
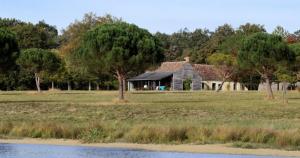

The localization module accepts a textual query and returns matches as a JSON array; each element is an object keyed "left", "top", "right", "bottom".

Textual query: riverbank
[{"left": 1, "top": 138, "right": 300, "bottom": 157}]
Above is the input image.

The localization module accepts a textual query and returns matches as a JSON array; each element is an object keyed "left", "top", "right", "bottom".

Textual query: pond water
[{"left": 0, "top": 143, "right": 291, "bottom": 158}]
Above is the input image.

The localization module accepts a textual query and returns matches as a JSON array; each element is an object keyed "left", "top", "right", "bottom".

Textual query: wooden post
[{"left": 128, "top": 81, "right": 130, "bottom": 91}]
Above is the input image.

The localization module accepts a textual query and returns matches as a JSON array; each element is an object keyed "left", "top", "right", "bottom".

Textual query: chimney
[{"left": 184, "top": 56, "right": 190, "bottom": 63}]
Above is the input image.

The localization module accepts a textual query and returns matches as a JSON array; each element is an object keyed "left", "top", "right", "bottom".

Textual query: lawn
[{"left": 1, "top": 90, "right": 300, "bottom": 149}]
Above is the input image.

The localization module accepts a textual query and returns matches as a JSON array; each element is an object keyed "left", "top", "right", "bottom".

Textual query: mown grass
[{"left": 0, "top": 90, "right": 300, "bottom": 150}]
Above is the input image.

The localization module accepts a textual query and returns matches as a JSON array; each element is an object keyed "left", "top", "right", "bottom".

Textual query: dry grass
[{"left": 0, "top": 90, "right": 300, "bottom": 149}]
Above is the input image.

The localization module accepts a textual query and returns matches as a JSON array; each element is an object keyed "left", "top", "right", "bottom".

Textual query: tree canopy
[
  {"left": 0, "top": 28, "right": 19, "bottom": 73},
  {"left": 17, "top": 48, "right": 61, "bottom": 92},
  {"left": 79, "top": 22, "right": 164, "bottom": 99},
  {"left": 0, "top": 18, "right": 59, "bottom": 49},
  {"left": 238, "top": 33, "right": 296, "bottom": 99}
]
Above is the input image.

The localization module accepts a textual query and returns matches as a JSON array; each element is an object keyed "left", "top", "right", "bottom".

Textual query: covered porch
[{"left": 128, "top": 72, "right": 173, "bottom": 91}]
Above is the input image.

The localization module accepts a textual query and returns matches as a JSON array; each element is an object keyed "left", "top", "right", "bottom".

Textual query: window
[
  {"left": 212, "top": 83, "right": 216, "bottom": 90},
  {"left": 233, "top": 82, "right": 237, "bottom": 91}
]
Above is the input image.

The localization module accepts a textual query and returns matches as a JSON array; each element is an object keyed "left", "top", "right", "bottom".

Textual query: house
[
  {"left": 128, "top": 57, "right": 202, "bottom": 91},
  {"left": 194, "top": 64, "right": 247, "bottom": 91},
  {"left": 128, "top": 57, "right": 248, "bottom": 91}
]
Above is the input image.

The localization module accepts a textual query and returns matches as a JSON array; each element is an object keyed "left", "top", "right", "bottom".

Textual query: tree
[
  {"left": 155, "top": 28, "right": 210, "bottom": 62},
  {"left": 217, "top": 23, "right": 266, "bottom": 57},
  {"left": 294, "top": 30, "right": 300, "bottom": 42},
  {"left": 0, "top": 28, "right": 19, "bottom": 73},
  {"left": 0, "top": 18, "right": 59, "bottom": 49},
  {"left": 208, "top": 53, "right": 237, "bottom": 92},
  {"left": 272, "top": 26, "right": 290, "bottom": 39},
  {"left": 237, "top": 23, "right": 266, "bottom": 36},
  {"left": 60, "top": 13, "right": 119, "bottom": 89},
  {"left": 81, "top": 22, "right": 164, "bottom": 100},
  {"left": 60, "top": 13, "right": 118, "bottom": 57},
  {"left": 17, "top": 48, "right": 61, "bottom": 92},
  {"left": 192, "top": 24, "right": 234, "bottom": 63},
  {"left": 238, "top": 33, "right": 296, "bottom": 99}
]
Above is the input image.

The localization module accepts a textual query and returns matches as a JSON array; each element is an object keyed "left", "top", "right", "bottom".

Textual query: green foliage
[
  {"left": 60, "top": 13, "right": 119, "bottom": 57},
  {"left": 83, "top": 21, "right": 164, "bottom": 75},
  {"left": 17, "top": 48, "right": 61, "bottom": 75},
  {"left": 208, "top": 53, "right": 236, "bottom": 66},
  {"left": 238, "top": 33, "right": 296, "bottom": 76},
  {"left": 0, "top": 18, "right": 59, "bottom": 49},
  {"left": 191, "top": 24, "right": 235, "bottom": 63},
  {"left": 272, "top": 26, "right": 290, "bottom": 39},
  {"left": 0, "top": 28, "right": 19, "bottom": 73},
  {"left": 183, "top": 78, "right": 192, "bottom": 90},
  {"left": 155, "top": 28, "right": 210, "bottom": 62},
  {"left": 60, "top": 13, "right": 120, "bottom": 88},
  {"left": 208, "top": 53, "right": 237, "bottom": 89},
  {"left": 236, "top": 23, "right": 266, "bottom": 36},
  {"left": 275, "top": 66, "right": 297, "bottom": 83},
  {"left": 289, "top": 43, "right": 300, "bottom": 58}
]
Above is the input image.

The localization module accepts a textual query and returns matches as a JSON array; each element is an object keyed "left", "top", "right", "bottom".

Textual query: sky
[{"left": 1, "top": 0, "right": 300, "bottom": 34}]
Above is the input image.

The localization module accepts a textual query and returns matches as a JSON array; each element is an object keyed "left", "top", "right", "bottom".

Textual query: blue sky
[{"left": 1, "top": 0, "right": 300, "bottom": 34}]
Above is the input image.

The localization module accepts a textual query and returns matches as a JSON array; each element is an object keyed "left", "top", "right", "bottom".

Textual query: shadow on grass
[
  {"left": 0, "top": 93, "right": 23, "bottom": 96},
  {"left": 151, "top": 100, "right": 206, "bottom": 103},
  {"left": 52, "top": 92, "right": 95, "bottom": 95},
  {"left": 289, "top": 97, "right": 300, "bottom": 100},
  {"left": 131, "top": 91, "right": 194, "bottom": 94},
  {"left": 0, "top": 100, "right": 64, "bottom": 103}
]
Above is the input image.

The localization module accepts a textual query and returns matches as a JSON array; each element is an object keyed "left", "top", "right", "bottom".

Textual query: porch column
[{"left": 128, "top": 81, "right": 130, "bottom": 91}]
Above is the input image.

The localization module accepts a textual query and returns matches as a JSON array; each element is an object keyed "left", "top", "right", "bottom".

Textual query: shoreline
[{"left": 1, "top": 138, "right": 300, "bottom": 157}]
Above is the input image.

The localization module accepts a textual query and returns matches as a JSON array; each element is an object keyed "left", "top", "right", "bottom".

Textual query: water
[{"left": 0, "top": 143, "right": 291, "bottom": 158}]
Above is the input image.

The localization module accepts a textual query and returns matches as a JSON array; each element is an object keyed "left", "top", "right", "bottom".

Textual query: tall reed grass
[{"left": 1, "top": 122, "right": 300, "bottom": 150}]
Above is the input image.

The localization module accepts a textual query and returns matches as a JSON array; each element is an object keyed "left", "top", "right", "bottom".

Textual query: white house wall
[{"left": 201, "top": 81, "right": 248, "bottom": 91}]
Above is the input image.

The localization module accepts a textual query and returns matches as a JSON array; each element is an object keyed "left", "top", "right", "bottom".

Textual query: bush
[{"left": 183, "top": 78, "right": 192, "bottom": 90}]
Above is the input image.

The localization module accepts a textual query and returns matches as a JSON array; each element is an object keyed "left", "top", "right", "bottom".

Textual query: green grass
[{"left": 0, "top": 90, "right": 300, "bottom": 149}]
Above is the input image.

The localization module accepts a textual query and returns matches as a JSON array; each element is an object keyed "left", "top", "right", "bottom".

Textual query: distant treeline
[{"left": 0, "top": 13, "right": 299, "bottom": 92}]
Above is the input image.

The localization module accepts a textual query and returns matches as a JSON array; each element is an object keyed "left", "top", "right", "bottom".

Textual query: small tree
[
  {"left": 17, "top": 48, "right": 61, "bottom": 92},
  {"left": 0, "top": 28, "right": 19, "bottom": 73},
  {"left": 208, "top": 53, "right": 237, "bottom": 92},
  {"left": 81, "top": 22, "right": 164, "bottom": 100},
  {"left": 238, "top": 33, "right": 296, "bottom": 99}
]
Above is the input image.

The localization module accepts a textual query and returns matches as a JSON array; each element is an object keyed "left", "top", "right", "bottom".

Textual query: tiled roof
[
  {"left": 151, "top": 61, "right": 222, "bottom": 81},
  {"left": 155, "top": 61, "right": 186, "bottom": 72},
  {"left": 193, "top": 64, "right": 222, "bottom": 81},
  {"left": 128, "top": 72, "right": 173, "bottom": 81}
]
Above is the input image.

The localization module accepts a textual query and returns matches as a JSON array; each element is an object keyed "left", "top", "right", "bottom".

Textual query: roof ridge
[{"left": 161, "top": 61, "right": 186, "bottom": 64}]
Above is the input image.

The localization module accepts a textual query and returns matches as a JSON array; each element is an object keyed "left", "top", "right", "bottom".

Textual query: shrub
[{"left": 183, "top": 78, "right": 192, "bottom": 90}]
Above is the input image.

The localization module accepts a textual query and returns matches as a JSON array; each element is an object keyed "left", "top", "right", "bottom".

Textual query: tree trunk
[
  {"left": 265, "top": 77, "right": 274, "bottom": 99},
  {"left": 282, "top": 81, "right": 288, "bottom": 104},
  {"left": 88, "top": 81, "right": 92, "bottom": 91},
  {"left": 67, "top": 81, "right": 71, "bottom": 91},
  {"left": 117, "top": 71, "right": 125, "bottom": 100},
  {"left": 34, "top": 73, "right": 41, "bottom": 92},
  {"left": 216, "top": 79, "right": 225, "bottom": 92},
  {"left": 123, "top": 79, "right": 126, "bottom": 91},
  {"left": 96, "top": 83, "right": 100, "bottom": 91},
  {"left": 51, "top": 81, "right": 54, "bottom": 90}
]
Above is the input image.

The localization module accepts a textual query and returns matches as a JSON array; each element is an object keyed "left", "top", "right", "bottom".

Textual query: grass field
[{"left": 1, "top": 90, "right": 300, "bottom": 149}]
